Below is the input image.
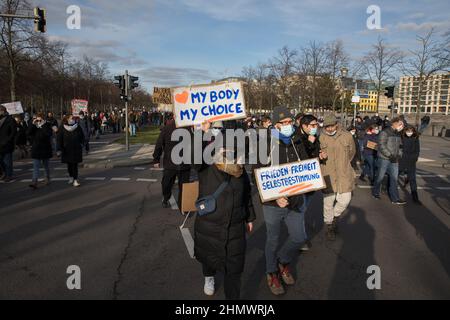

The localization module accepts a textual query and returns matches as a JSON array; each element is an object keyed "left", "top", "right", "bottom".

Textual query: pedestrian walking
[
  {"left": 78, "top": 111, "right": 91, "bottom": 155},
  {"left": 152, "top": 115, "right": 191, "bottom": 208},
  {"left": 372, "top": 117, "right": 406, "bottom": 205},
  {"left": 253, "top": 106, "right": 309, "bottom": 296},
  {"left": 399, "top": 126, "right": 421, "bottom": 205},
  {"left": 194, "top": 143, "right": 255, "bottom": 299},
  {"left": 359, "top": 125, "right": 379, "bottom": 185},
  {"left": 14, "top": 115, "right": 29, "bottom": 159},
  {"left": 28, "top": 113, "right": 53, "bottom": 190},
  {"left": 0, "top": 105, "right": 17, "bottom": 182},
  {"left": 348, "top": 125, "right": 362, "bottom": 171},
  {"left": 57, "top": 115, "right": 85, "bottom": 187},
  {"left": 319, "top": 115, "right": 356, "bottom": 241}
]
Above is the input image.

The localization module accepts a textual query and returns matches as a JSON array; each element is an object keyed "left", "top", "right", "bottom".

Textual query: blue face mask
[
  {"left": 280, "top": 124, "right": 295, "bottom": 137},
  {"left": 309, "top": 128, "right": 318, "bottom": 136}
]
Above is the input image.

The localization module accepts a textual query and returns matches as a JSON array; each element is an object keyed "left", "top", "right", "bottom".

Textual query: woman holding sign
[{"left": 193, "top": 127, "right": 255, "bottom": 300}]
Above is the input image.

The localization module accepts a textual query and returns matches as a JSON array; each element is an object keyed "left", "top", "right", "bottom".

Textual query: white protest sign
[
  {"left": 254, "top": 158, "right": 326, "bottom": 203},
  {"left": 1, "top": 101, "right": 24, "bottom": 115},
  {"left": 352, "top": 95, "right": 360, "bottom": 103},
  {"left": 71, "top": 99, "right": 89, "bottom": 116},
  {"left": 172, "top": 81, "right": 246, "bottom": 128}
]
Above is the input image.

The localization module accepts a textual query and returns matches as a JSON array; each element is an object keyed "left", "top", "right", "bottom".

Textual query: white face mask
[
  {"left": 406, "top": 132, "right": 413, "bottom": 137},
  {"left": 374, "top": 129, "right": 380, "bottom": 134},
  {"left": 326, "top": 130, "right": 337, "bottom": 136},
  {"left": 211, "top": 128, "right": 221, "bottom": 137}
]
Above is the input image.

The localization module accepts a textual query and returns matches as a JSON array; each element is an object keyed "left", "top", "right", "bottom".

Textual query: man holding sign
[{"left": 253, "top": 106, "right": 313, "bottom": 296}]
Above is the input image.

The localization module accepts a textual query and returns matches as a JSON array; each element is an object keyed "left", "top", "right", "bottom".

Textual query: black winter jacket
[
  {"left": 153, "top": 120, "right": 191, "bottom": 171},
  {"left": 28, "top": 122, "right": 53, "bottom": 159},
  {"left": 399, "top": 136, "right": 420, "bottom": 170},
  {"left": 57, "top": 124, "right": 85, "bottom": 164},
  {"left": 0, "top": 115, "right": 17, "bottom": 154},
  {"left": 194, "top": 164, "right": 256, "bottom": 274}
]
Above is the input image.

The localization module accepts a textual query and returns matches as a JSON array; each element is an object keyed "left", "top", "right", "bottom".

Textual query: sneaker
[
  {"left": 392, "top": 199, "right": 406, "bottom": 205},
  {"left": 73, "top": 180, "right": 81, "bottom": 187},
  {"left": 299, "top": 241, "right": 312, "bottom": 252},
  {"left": 266, "top": 273, "right": 285, "bottom": 296},
  {"left": 203, "top": 277, "right": 215, "bottom": 296},
  {"left": 68, "top": 178, "right": 74, "bottom": 185},
  {"left": 332, "top": 216, "right": 340, "bottom": 234},
  {"left": 326, "top": 224, "right": 336, "bottom": 241},
  {"left": 162, "top": 200, "right": 170, "bottom": 208},
  {"left": 278, "top": 263, "right": 295, "bottom": 285}
]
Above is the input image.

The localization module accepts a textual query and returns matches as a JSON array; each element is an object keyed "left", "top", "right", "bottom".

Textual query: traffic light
[
  {"left": 114, "top": 75, "right": 125, "bottom": 90},
  {"left": 34, "top": 7, "right": 46, "bottom": 33},
  {"left": 384, "top": 86, "right": 395, "bottom": 98},
  {"left": 128, "top": 76, "right": 139, "bottom": 90}
]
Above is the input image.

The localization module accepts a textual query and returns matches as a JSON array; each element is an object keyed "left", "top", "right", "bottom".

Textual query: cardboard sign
[
  {"left": 1, "top": 101, "right": 24, "bottom": 115},
  {"left": 153, "top": 87, "right": 173, "bottom": 105},
  {"left": 181, "top": 181, "right": 199, "bottom": 213},
  {"left": 366, "top": 141, "right": 378, "bottom": 150},
  {"left": 173, "top": 81, "right": 246, "bottom": 128},
  {"left": 254, "top": 158, "right": 326, "bottom": 203},
  {"left": 71, "top": 99, "right": 89, "bottom": 116}
]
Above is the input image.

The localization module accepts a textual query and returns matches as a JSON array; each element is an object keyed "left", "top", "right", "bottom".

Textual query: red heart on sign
[{"left": 175, "top": 91, "right": 189, "bottom": 104}]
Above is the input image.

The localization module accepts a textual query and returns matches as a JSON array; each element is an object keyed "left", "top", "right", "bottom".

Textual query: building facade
[{"left": 398, "top": 72, "right": 450, "bottom": 115}]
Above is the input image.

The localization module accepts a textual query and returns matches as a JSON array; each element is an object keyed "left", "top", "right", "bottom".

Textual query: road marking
[
  {"left": 136, "top": 178, "right": 157, "bottom": 182},
  {"left": 85, "top": 177, "right": 106, "bottom": 181},
  {"left": 169, "top": 195, "right": 179, "bottom": 210},
  {"left": 436, "top": 187, "right": 450, "bottom": 190},
  {"left": 149, "top": 168, "right": 164, "bottom": 171},
  {"left": 418, "top": 157, "right": 435, "bottom": 163},
  {"left": 358, "top": 185, "right": 372, "bottom": 189},
  {"left": 134, "top": 167, "right": 146, "bottom": 170},
  {"left": 111, "top": 178, "right": 131, "bottom": 181}
]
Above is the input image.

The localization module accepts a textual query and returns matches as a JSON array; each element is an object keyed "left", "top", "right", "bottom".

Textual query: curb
[{"left": 83, "top": 159, "right": 153, "bottom": 169}]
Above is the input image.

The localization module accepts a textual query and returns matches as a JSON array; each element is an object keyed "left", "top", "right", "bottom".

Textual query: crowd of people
[
  {"left": 0, "top": 105, "right": 171, "bottom": 186},
  {"left": 151, "top": 107, "right": 424, "bottom": 300}
]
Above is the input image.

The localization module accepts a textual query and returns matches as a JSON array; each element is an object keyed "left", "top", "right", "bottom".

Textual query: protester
[
  {"left": 129, "top": 111, "right": 138, "bottom": 137},
  {"left": 78, "top": 111, "right": 91, "bottom": 155},
  {"left": 193, "top": 137, "right": 255, "bottom": 299},
  {"left": 348, "top": 125, "right": 362, "bottom": 171},
  {"left": 359, "top": 125, "right": 379, "bottom": 185},
  {"left": 419, "top": 115, "right": 431, "bottom": 133},
  {"left": 319, "top": 115, "right": 356, "bottom": 241},
  {"left": 399, "top": 126, "right": 421, "bottom": 205},
  {"left": 296, "top": 114, "right": 327, "bottom": 251},
  {"left": 14, "top": 115, "right": 28, "bottom": 159},
  {"left": 0, "top": 105, "right": 17, "bottom": 182},
  {"left": 253, "top": 106, "right": 308, "bottom": 296},
  {"left": 372, "top": 117, "right": 406, "bottom": 205},
  {"left": 152, "top": 114, "right": 191, "bottom": 208},
  {"left": 57, "top": 115, "right": 85, "bottom": 187},
  {"left": 261, "top": 116, "right": 273, "bottom": 129},
  {"left": 28, "top": 113, "right": 53, "bottom": 189}
]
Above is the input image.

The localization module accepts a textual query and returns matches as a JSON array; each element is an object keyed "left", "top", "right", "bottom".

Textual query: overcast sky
[{"left": 30, "top": 0, "right": 450, "bottom": 92}]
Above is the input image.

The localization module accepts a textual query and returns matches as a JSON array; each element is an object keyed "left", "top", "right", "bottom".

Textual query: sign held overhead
[{"left": 173, "top": 81, "right": 246, "bottom": 127}]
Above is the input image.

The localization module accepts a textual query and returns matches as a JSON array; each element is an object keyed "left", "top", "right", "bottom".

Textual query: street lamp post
[{"left": 340, "top": 67, "right": 348, "bottom": 126}]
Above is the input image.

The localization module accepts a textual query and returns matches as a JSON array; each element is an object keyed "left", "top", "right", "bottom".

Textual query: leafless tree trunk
[
  {"left": 362, "top": 37, "right": 403, "bottom": 114},
  {"left": 401, "top": 28, "right": 450, "bottom": 125}
]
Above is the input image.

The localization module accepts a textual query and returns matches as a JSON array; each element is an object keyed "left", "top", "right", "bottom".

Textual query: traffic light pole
[{"left": 125, "top": 70, "right": 130, "bottom": 151}]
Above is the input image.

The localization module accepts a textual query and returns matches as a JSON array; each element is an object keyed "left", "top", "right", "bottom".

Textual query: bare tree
[
  {"left": 0, "top": 0, "right": 40, "bottom": 101},
  {"left": 326, "top": 40, "right": 349, "bottom": 111},
  {"left": 362, "top": 37, "right": 403, "bottom": 113},
  {"left": 300, "top": 41, "right": 328, "bottom": 114},
  {"left": 402, "top": 28, "right": 450, "bottom": 125},
  {"left": 268, "top": 46, "right": 298, "bottom": 108}
]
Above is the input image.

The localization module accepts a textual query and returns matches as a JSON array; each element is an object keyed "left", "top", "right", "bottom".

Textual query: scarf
[{"left": 64, "top": 123, "right": 78, "bottom": 132}]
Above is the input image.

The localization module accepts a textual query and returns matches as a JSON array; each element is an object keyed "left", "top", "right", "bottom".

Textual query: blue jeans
[
  {"left": 32, "top": 159, "right": 50, "bottom": 182},
  {"left": 372, "top": 159, "right": 400, "bottom": 202},
  {"left": 263, "top": 205, "right": 305, "bottom": 274},
  {"left": 0, "top": 152, "right": 13, "bottom": 178},
  {"left": 362, "top": 154, "right": 376, "bottom": 183},
  {"left": 299, "top": 193, "right": 314, "bottom": 240},
  {"left": 130, "top": 123, "right": 137, "bottom": 136}
]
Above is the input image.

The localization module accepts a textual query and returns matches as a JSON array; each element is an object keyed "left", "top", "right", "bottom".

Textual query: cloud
[
  {"left": 136, "top": 66, "right": 215, "bottom": 87},
  {"left": 176, "top": 0, "right": 261, "bottom": 21},
  {"left": 396, "top": 20, "right": 450, "bottom": 32}
]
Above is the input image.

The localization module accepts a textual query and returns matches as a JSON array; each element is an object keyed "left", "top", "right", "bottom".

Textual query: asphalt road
[{"left": 0, "top": 139, "right": 449, "bottom": 300}]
